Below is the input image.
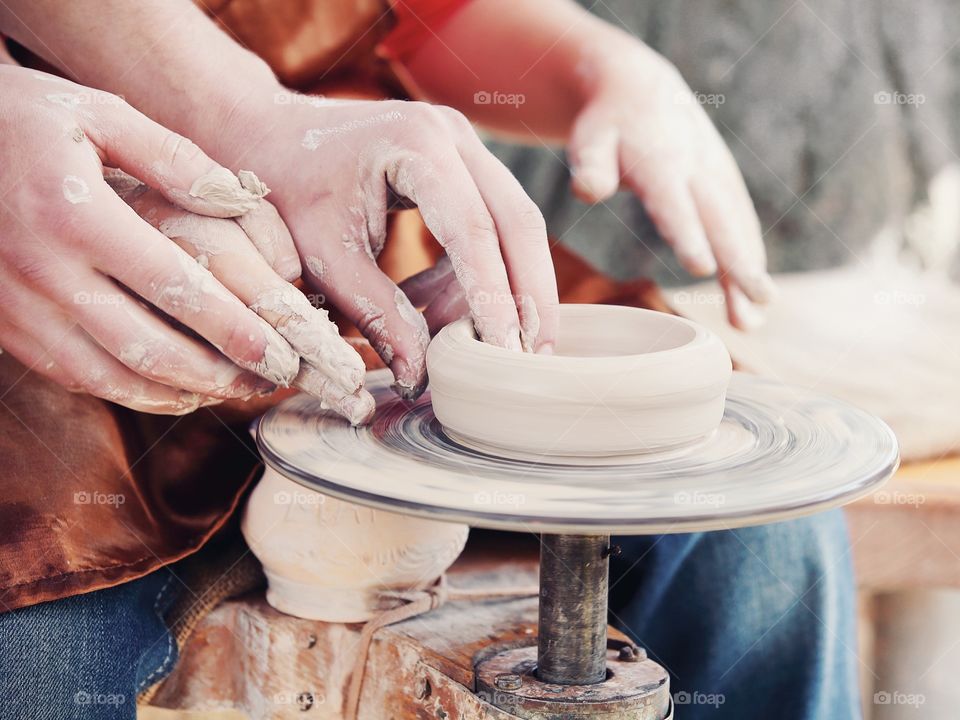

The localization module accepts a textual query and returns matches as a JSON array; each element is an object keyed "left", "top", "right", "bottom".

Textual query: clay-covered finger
[
  {"left": 128, "top": 194, "right": 365, "bottom": 395},
  {"left": 61, "top": 274, "right": 276, "bottom": 399},
  {"left": 303, "top": 238, "right": 430, "bottom": 399},
  {"left": 82, "top": 187, "right": 300, "bottom": 386},
  {"left": 452, "top": 124, "right": 559, "bottom": 352},
  {"left": 295, "top": 364, "right": 376, "bottom": 426},
  {"left": 382, "top": 146, "right": 522, "bottom": 351},
  {"left": 105, "top": 167, "right": 301, "bottom": 282},
  {"left": 0, "top": 295, "right": 213, "bottom": 414},
  {"left": 235, "top": 199, "right": 302, "bottom": 282}
]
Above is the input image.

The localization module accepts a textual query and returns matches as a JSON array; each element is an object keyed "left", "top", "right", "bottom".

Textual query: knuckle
[{"left": 513, "top": 202, "right": 548, "bottom": 240}]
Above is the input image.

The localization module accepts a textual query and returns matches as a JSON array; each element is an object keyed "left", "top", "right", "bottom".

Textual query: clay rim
[
  {"left": 427, "top": 305, "right": 732, "bottom": 405},
  {"left": 431, "top": 304, "right": 725, "bottom": 370}
]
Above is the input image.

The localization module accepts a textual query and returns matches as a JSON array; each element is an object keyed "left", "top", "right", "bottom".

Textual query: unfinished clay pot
[
  {"left": 242, "top": 467, "right": 469, "bottom": 622},
  {"left": 427, "top": 304, "right": 732, "bottom": 457}
]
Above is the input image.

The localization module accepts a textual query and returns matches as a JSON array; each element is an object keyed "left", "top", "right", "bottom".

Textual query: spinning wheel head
[{"left": 257, "top": 370, "right": 898, "bottom": 534}]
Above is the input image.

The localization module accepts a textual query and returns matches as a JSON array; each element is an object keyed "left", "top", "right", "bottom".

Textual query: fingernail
[
  {"left": 683, "top": 250, "right": 718, "bottom": 276},
  {"left": 277, "top": 255, "right": 302, "bottom": 283},
  {"left": 730, "top": 289, "right": 766, "bottom": 331},
  {"left": 537, "top": 341, "right": 555, "bottom": 356},
  {"left": 390, "top": 358, "right": 428, "bottom": 400},
  {"left": 572, "top": 167, "right": 616, "bottom": 201},
  {"left": 742, "top": 271, "right": 778, "bottom": 304}
]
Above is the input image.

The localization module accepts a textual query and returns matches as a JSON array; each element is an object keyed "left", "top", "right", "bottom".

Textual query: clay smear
[
  {"left": 62, "top": 175, "right": 92, "bottom": 204},
  {"left": 187, "top": 167, "right": 267, "bottom": 216},
  {"left": 252, "top": 287, "right": 365, "bottom": 393}
]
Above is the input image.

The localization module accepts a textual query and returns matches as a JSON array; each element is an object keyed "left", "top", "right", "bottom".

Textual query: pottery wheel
[{"left": 257, "top": 369, "right": 898, "bottom": 535}]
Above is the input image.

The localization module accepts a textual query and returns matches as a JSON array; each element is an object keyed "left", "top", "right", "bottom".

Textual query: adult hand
[
  {"left": 0, "top": 66, "right": 362, "bottom": 415},
  {"left": 213, "top": 95, "right": 560, "bottom": 398},
  {"left": 109, "top": 174, "right": 374, "bottom": 424}
]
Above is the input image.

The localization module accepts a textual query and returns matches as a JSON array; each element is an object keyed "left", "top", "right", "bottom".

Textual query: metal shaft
[{"left": 537, "top": 534, "right": 610, "bottom": 685}]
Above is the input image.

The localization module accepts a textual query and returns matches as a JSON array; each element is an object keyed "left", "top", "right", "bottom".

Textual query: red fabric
[{"left": 378, "top": 0, "right": 472, "bottom": 62}]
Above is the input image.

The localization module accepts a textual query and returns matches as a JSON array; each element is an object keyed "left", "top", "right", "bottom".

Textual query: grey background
[{"left": 489, "top": 0, "right": 960, "bottom": 283}]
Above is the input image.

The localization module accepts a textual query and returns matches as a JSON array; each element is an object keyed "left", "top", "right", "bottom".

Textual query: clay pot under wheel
[
  {"left": 242, "top": 467, "right": 469, "bottom": 622},
  {"left": 427, "top": 304, "right": 732, "bottom": 457}
]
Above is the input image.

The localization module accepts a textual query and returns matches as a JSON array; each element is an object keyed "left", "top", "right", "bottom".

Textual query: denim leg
[
  {"left": 0, "top": 567, "right": 180, "bottom": 720},
  {"left": 609, "top": 510, "right": 860, "bottom": 720}
]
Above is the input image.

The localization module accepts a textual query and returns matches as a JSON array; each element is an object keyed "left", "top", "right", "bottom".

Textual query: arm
[{"left": 401, "top": 0, "right": 777, "bottom": 329}]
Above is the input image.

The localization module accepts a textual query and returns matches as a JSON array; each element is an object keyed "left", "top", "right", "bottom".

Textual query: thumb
[{"left": 567, "top": 105, "right": 621, "bottom": 203}]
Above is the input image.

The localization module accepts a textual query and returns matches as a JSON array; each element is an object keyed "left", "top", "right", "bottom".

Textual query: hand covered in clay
[
  {"left": 109, "top": 175, "right": 375, "bottom": 424},
  {"left": 567, "top": 38, "right": 775, "bottom": 329},
  {"left": 0, "top": 66, "right": 367, "bottom": 415},
  {"left": 213, "top": 96, "right": 559, "bottom": 398}
]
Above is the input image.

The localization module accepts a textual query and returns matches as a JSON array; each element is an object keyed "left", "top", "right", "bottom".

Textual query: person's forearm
[
  {"left": 400, "top": 0, "right": 633, "bottom": 141},
  {"left": 0, "top": 0, "right": 278, "bottom": 160}
]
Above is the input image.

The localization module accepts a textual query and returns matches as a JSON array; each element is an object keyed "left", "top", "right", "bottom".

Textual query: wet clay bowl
[{"left": 426, "top": 304, "right": 732, "bottom": 458}]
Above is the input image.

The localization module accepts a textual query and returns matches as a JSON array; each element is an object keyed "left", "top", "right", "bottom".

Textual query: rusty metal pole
[{"left": 537, "top": 534, "right": 610, "bottom": 685}]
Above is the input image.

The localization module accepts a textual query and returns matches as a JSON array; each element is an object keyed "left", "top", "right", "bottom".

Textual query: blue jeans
[
  {"left": 0, "top": 569, "right": 180, "bottom": 720},
  {"left": 610, "top": 510, "right": 860, "bottom": 719},
  {"left": 0, "top": 512, "right": 857, "bottom": 719}
]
